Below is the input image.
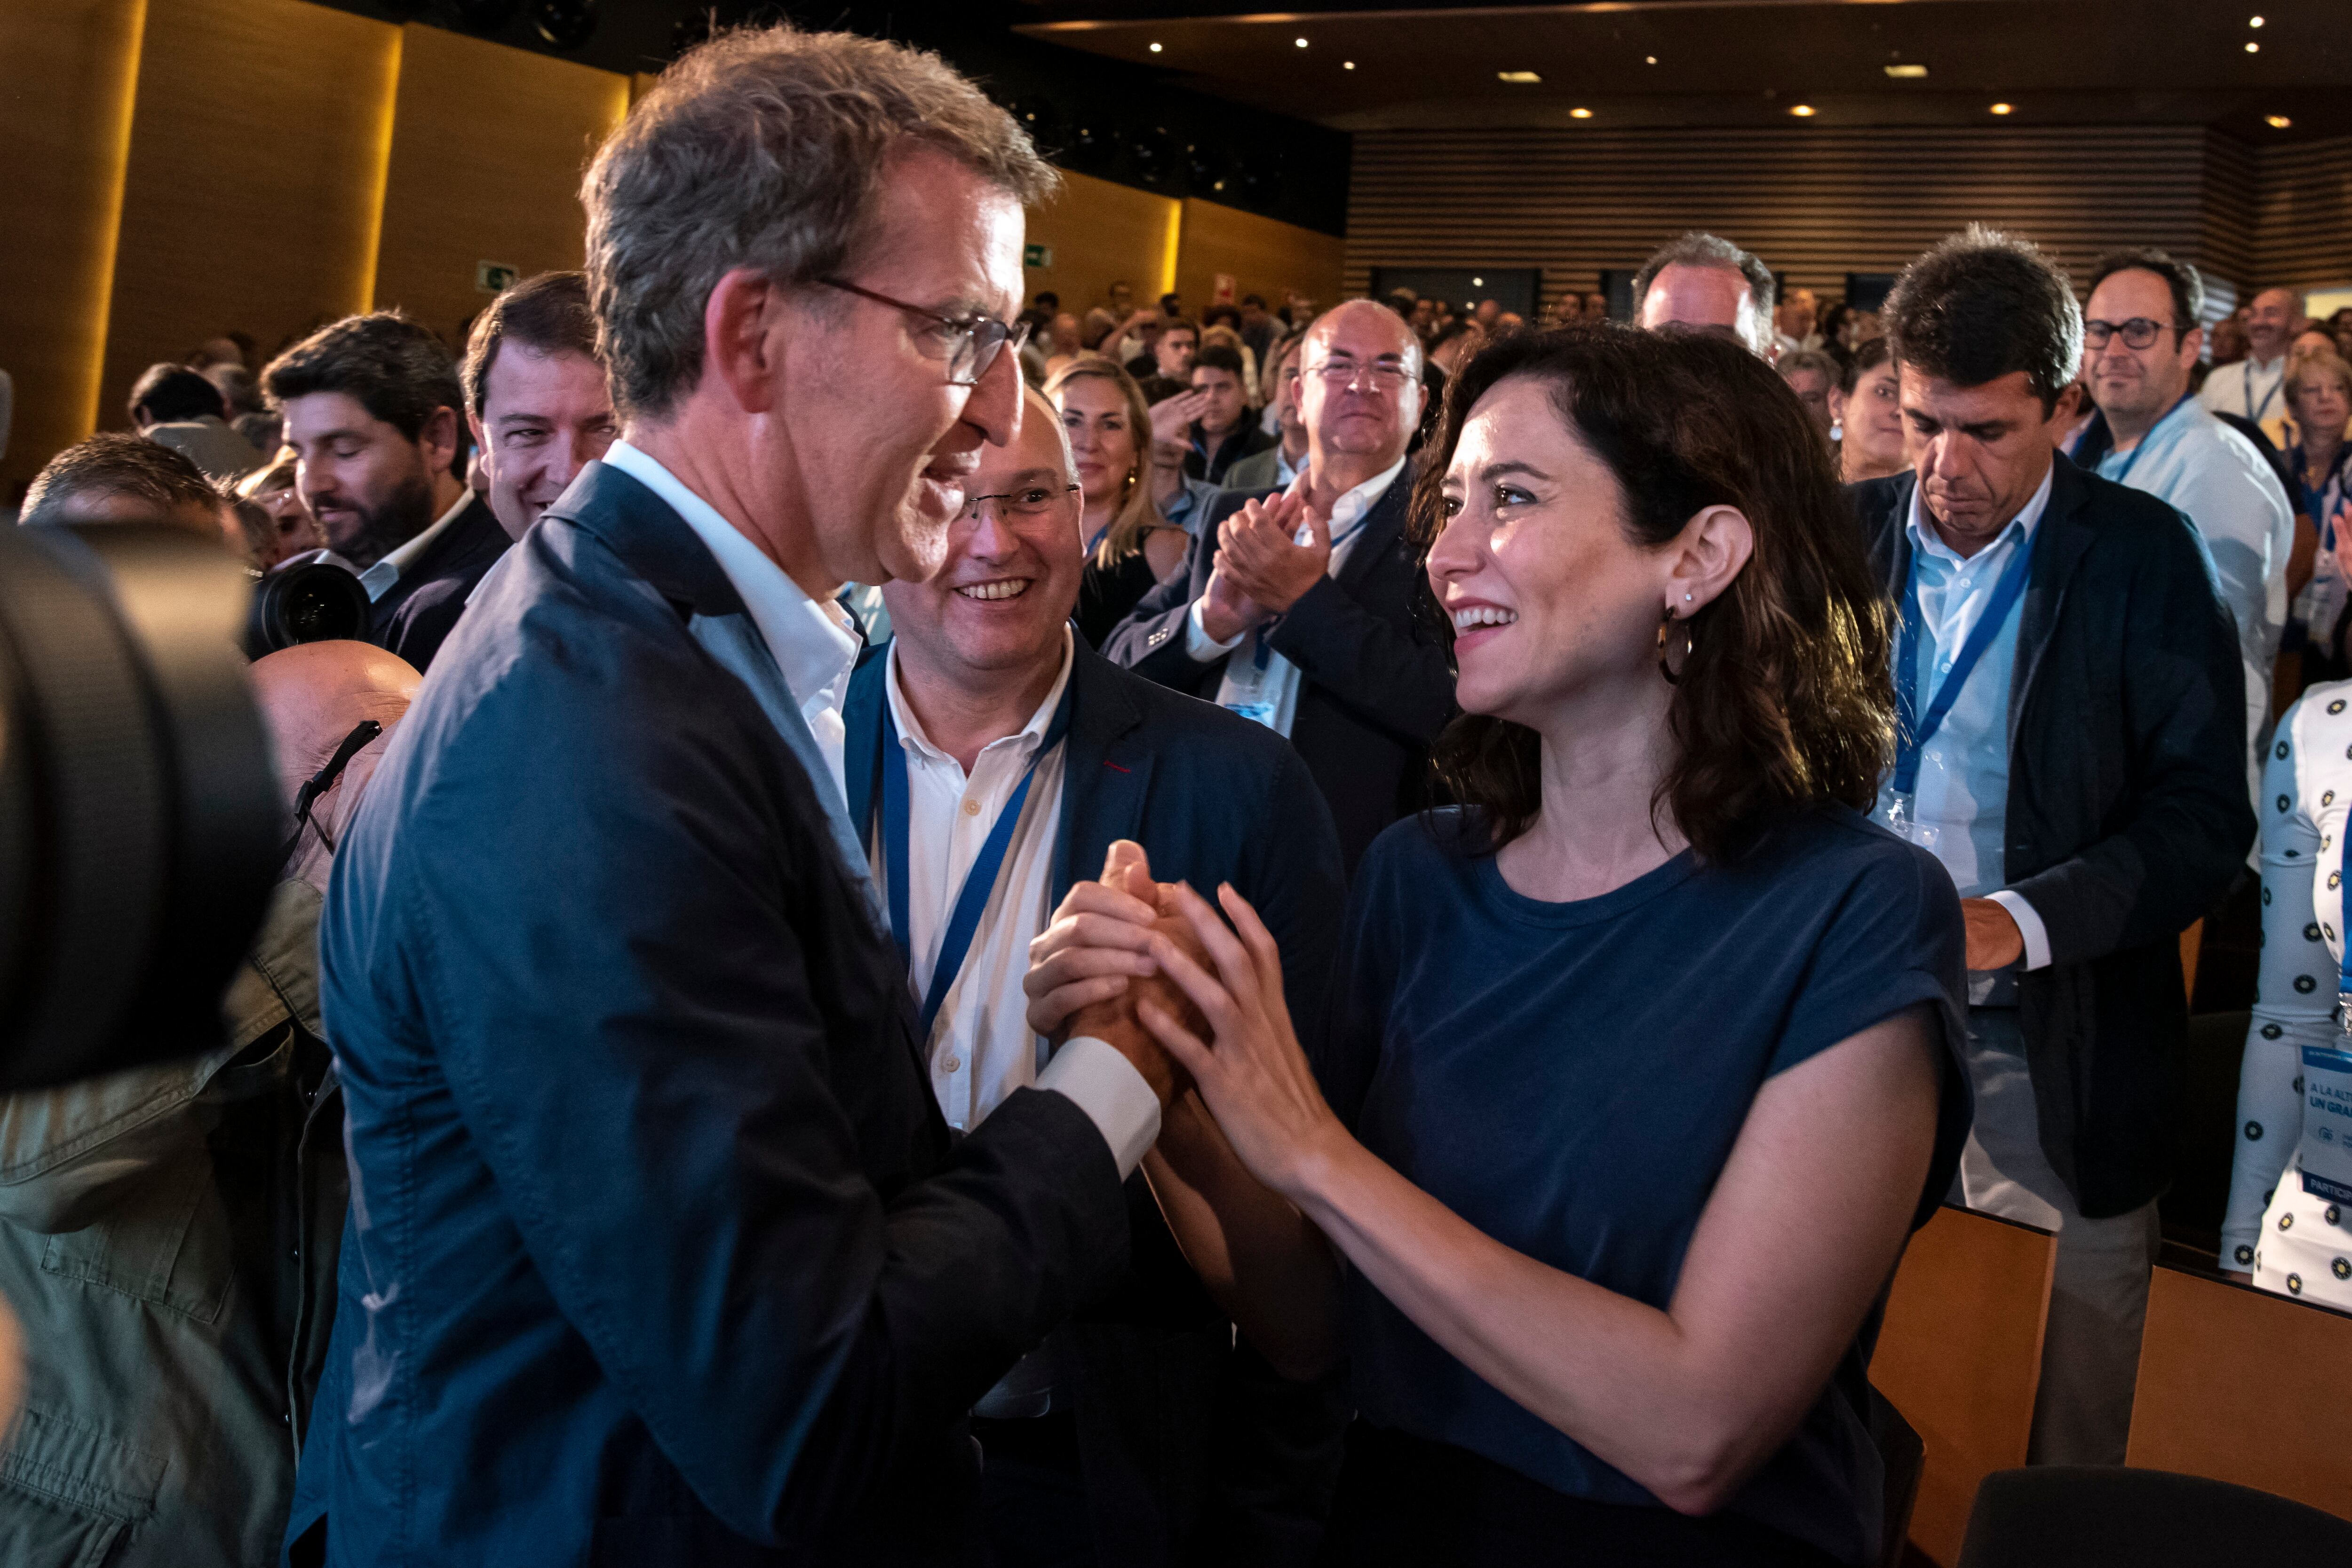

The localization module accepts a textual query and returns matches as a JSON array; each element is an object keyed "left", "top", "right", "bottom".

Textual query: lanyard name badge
[
  {"left": 2313, "top": 836, "right": 2352, "bottom": 1204},
  {"left": 881, "top": 679, "right": 1075, "bottom": 1042},
  {"left": 1218, "top": 504, "right": 1373, "bottom": 732},
  {"left": 1885, "top": 531, "right": 2036, "bottom": 839}
]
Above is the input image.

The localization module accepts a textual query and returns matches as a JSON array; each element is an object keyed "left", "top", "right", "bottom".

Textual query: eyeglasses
[
  {"left": 1307, "top": 357, "right": 1416, "bottom": 393},
  {"left": 961, "top": 483, "right": 1080, "bottom": 522},
  {"left": 2083, "top": 317, "right": 2186, "bottom": 350},
  {"left": 818, "top": 277, "right": 1029, "bottom": 386}
]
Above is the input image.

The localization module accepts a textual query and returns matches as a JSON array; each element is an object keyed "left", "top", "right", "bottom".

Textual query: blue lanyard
[
  {"left": 2247, "top": 366, "right": 2280, "bottom": 424},
  {"left": 881, "top": 680, "right": 1075, "bottom": 1042},
  {"left": 1244, "top": 504, "right": 1376, "bottom": 674},
  {"left": 1892, "top": 531, "right": 2036, "bottom": 796},
  {"left": 2339, "top": 826, "right": 2352, "bottom": 1039},
  {"left": 2105, "top": 395, "right": 2193, "bottom": 487}
]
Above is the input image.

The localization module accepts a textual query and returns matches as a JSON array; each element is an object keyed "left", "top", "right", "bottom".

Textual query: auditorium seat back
[
  {"left": 1869, "top": 1204, "right": 2056, "bottom": 1566},
  {"left": 2125, "top": 1265, "right": 2352, "bottom": 1521}
]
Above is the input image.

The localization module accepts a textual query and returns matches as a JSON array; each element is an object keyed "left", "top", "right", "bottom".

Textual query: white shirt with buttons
[{"left": 874, "top": 629, "right": 1074, "bottom": 1134}]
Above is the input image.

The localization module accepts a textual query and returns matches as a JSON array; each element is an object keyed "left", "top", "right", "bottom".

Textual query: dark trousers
[{"left": 976, "top": 1411, "right": 1098, "bottom": 1568}]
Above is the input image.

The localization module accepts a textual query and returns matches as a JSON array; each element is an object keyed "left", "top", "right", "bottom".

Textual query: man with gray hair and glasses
[{"left": 286, "top": 25, "right": 1184, "bottom": 1566}]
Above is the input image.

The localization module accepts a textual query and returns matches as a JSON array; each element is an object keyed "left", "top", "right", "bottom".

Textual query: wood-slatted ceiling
[{"left": 1345, "top": 124, "right": 2276, "bottom": 311}]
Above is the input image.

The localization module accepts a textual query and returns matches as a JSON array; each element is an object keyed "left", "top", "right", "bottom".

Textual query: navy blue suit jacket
[
  {"left": 842, "top": 638, "right": 1351, "bottom": 1563},
  {"left": 290, "top": 463, "right": 1132, "bottom": 1566},
  {"left": 367, "top": 493, "right": 507, "bottom": 674},
  {"left": 1852, "top": 456, "right": 2254, "bottom": 1216},
  {"left": 1099, "top": 466, "right": 1456, "bottom": 871}
]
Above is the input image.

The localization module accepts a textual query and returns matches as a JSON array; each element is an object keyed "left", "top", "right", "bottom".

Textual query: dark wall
[{"left": 308, "top": 0, "right": 1352, "bottom": 236}]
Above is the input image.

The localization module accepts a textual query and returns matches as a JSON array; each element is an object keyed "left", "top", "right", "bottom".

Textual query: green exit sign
[{"left": 1023, "top": 244, "right": 1053, "bottom": 269}]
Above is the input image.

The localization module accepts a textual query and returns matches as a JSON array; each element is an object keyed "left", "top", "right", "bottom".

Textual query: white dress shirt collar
[
  {"left": 884, "top": 625, "right": 1075, "bottom": 776},
  {"left": 358, "top": 488, "right": 472, "bottom": 602},
  {"left": 1303, "top": 453, "right": 1409, "bottom": 549},
  {"left": 602, "top": 440, "right": 859, "bottom": 716}
]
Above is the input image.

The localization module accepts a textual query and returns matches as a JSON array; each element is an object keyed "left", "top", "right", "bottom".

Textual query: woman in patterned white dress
[{"left": 2224, "top": 680, "right": 2352, "bottom": 1307}]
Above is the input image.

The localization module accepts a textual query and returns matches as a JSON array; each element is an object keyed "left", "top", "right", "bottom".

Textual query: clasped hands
[
  {"left": 1023, "top": 840, "right": 1344, "bottom": 1195},
  {"left": 1197, "top": 490, "right": 1333, "bottom": 647}
]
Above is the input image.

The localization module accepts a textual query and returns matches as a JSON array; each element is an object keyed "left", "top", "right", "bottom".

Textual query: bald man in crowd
[
  {"left": 2201, "top": 285, "right": 2304, "bottom": 443},
  {"left": 1105, "top": 297, "right": 1456, "bottom": 868},
  {"left": 0, "top": 640, "right": 413, "bottom": 1568}
]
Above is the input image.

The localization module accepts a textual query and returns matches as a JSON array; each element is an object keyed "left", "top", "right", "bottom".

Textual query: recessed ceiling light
[
  {"left": 2267, "top": 113, "right": 2293, "bottom": 128},
  {"left": 2250, "top": 14, "right": 2265, "bottom": 25},
  {"left": 1472, "top": 277, "right": 1484, "bottom": 287},
  {"left": 1645, "top": 55, "right": 1658, "bottom": 65},
  {"left": 1343, "top": 60, "right": 1355, "bottom": 70},
  {"left": 1990, "top": 102, "right": 2014, "bottom": 114},
  {"left": 1884, "top": 63, "right": 1928, "bottom": 79},
  {"left": 1789, "top": 104, "right": 1816, "bottom": 117},
  {"left": 1498, "top": 70, "right": 1542, "bottom": 84},
  {"left": 1569, "top": 106, "right": 1593, "bottom": 118},
  {"left": 1295, "top": 37, "right": 1309, "bottom": 48},
  {"left": 1148, "top": 41, "right": 1162, "bottom": 52},
  {"left": 2246, "top": 40, "right": 2260, "bottom": 51}
]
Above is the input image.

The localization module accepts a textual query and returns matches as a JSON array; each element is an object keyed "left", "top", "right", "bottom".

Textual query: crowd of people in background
[{"left": 6, "top": 19, "right": 2352, "bottom": 1567}]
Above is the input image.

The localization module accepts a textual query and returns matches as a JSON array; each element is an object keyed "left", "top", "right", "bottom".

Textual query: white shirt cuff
[
  {"left": 1987, "top": 889, "right": 2053, "bottom": 971},
  {"left": 1185, "top": 598, "right": 1248, "bottom": 661},
  {"left": 1037, "top": 1036, "right": 1162, "bottom": 1179}
]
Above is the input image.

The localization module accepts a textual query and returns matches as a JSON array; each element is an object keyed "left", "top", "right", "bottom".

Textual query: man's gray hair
[
  {"left": 1632, "top": 232, "right": 1778, "bottom": 348},
  {"left": 582, "top": 24, "right": 1058, "bottom": 422}
]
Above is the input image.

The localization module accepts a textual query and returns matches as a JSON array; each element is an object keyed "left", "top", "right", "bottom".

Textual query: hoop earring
[{"left": 1657, "top": 607, "right": 1690, "bottom": 686}]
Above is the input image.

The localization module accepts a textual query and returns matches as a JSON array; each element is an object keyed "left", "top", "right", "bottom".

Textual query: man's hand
[
  {"left": 1962, "top": 897, "right": 2026, "bottom": 971},
  {"left": 1147, "top": 390, "right": 1210, "bottom": 468},
  {"left": 1217, "top": 490, "right": 1329, "bottom": 615},
  {"left": 1026, "top": 842, "right": 1197, "bottom": 1107},
  {"left": 1199, "top": 557, "right": 1270, "bottom": 646}
]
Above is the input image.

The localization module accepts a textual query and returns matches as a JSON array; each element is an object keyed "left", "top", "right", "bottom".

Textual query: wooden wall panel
[
  {"left": 1024, "top": 167, "right": 1179, "bottom": 325},
  {"left": 371, "top": 24, "right": 628, "bottom": 346},
  {"left": 2251, "top": 135, "right": 2352, "bottom": 293},
  {"left": 1345, "top": 126, "right": 2234, "bottom": 315},
  {"left": 98, "top": 0, "right": 397, "bottom": 439},
  {"left": 0, "top": 0, "right": 145, "bottom": 491},
  {"left": 2200, "top": 131, "right": 2258, "bottom": 319},
  {"left": 1176, "top": 197, "right": 1348, "bottom": 321}
]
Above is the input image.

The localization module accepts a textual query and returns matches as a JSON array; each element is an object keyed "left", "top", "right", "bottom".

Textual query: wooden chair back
[
  {"left": 1871, "top": 1205, "right": 2056, "bottom": 1566},
  {"left": 2127, "top": 1265, "right": 2352, "bottom": 1521}
]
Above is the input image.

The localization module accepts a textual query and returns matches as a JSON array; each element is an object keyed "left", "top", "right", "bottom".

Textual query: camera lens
[
  {"left": 0, "top": 523, "right": 280, "bottom": 1089},
  {"left": 246, "top": 556, "right": 370, "bottom": 658}
]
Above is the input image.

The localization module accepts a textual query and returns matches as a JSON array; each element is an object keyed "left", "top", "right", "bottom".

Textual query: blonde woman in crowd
[
  {"left": 2283, "top": 350, "right": 2352, "bottom": 672},
  {"left": 1048, "top": 357, "right": 1220, "bottom": 647}
]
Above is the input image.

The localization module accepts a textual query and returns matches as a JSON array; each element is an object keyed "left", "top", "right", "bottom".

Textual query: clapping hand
[{"left": 1216, "top": 490, "right": 1329, "bottom": 616}]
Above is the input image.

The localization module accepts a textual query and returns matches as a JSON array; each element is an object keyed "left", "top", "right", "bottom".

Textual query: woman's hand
[{"left": 1134, "top": 880, "right": 1354, "bottom": 1199}]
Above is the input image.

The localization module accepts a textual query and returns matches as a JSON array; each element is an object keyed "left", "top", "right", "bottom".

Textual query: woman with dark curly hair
[{"left": 1027, "top": 323, "right": 1973, "bottom": 1566}]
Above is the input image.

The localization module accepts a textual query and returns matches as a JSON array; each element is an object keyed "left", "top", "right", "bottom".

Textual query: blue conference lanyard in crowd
[
  {"left": 1889, "top": 531, "right": 2036, "bottom": 807},
  {"left": 2314, "top": 837, "right": 2352, "bottom": 1204},
  {"left": 2103, "top": 394, "right": 2195, "bottom": 488},
  {"left": 2247, "top": 364, "right": 2282, "bottom": 426},
  {"left": 881, "top": 679, "right": 1076, "bottom": 1042}
]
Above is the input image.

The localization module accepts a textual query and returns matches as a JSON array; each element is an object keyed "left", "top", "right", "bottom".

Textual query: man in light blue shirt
[
  {"left": 1861, "top": 229, "right": 2254, "bottom": 1469},
  {"left": 2079, "top": 250, "right": 2294, "bottom": 807}
]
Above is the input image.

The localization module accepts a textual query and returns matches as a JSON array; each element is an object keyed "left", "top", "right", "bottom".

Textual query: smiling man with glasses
[
  {"left": 2074, "top": 248, "right": 2294, "bottom": 808},
  {"left": 835, "top": 387, "right": 1348, "bottom": 1564},
  {"left": 289, "top": 26, "right": 1193, "bottom": 1566},
  {"left": 1105, "top": 298, "right": 1458, "bottom": 870}
]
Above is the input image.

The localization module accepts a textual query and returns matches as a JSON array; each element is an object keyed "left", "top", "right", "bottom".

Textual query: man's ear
[
  {"left": 702, "top": 268, "right": 789, "bottom": 416},
  {"left": 419, "top": 405, "right": 461, "bottom": 476}
]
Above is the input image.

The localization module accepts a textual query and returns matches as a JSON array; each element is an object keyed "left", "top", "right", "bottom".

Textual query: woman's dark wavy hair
[{"left": 1411, "top": 323, "right": 1895, "bottom": 861}]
